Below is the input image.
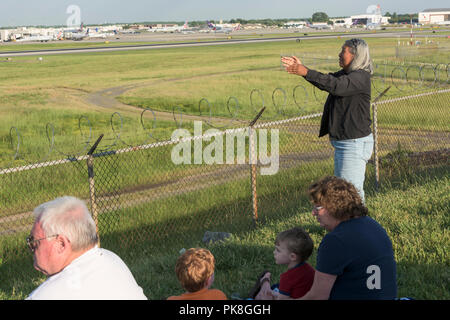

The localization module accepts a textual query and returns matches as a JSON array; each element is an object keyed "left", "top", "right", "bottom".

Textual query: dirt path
[{"left": 85, "top": 67, "right": 276, "bottom": 125}]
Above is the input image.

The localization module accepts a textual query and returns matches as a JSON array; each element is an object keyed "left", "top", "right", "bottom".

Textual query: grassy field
[
  {"left": 1, "top": 166, "right": 448, "bottom": 300},
  {"left": 0, "top": 34, "right": 449, "bottom": 300},
  {"left": 1, "top": 35, "right": 448, "bottom": 165}
]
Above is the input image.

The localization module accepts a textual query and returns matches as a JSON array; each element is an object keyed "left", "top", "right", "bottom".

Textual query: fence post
[
  {"left": 372, "top": 87, "right": 390, "bottom": 192},
  {"left": 86, "top": 134, "right": 104, "bottom": 245},
  {"left": 248, "top": 108, "right": 266, "bottom": 226}
]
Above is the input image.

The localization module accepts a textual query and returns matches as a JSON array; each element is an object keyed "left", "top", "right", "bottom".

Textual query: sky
[{"left": 1, "top": 0, "right": 449, "bottom": 27}]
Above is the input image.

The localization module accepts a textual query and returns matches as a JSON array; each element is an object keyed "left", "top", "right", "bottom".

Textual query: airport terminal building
[{"left": 419, "top": 8, "right": 450, "bottom": 24}]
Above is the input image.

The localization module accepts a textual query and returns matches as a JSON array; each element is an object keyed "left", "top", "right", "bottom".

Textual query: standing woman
[{"left": 282, "top": 39, "right": 374, "bottom": 201}]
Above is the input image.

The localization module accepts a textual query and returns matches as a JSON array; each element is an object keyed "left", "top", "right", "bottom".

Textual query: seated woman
[{"left": 299, "top": 176, "right": 397, "bottom": 300}]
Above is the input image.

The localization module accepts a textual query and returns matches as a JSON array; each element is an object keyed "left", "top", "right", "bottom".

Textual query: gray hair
[
  {"left": 344, "top": 38, "right": 373, "bottom": 75},
  {"left": 33, "top": 196, "right": 98, "bottom": 251}
]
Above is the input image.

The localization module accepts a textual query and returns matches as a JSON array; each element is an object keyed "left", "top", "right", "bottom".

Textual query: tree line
[{"left": 188, "top": 12, "right": 420, "bottom": 27}]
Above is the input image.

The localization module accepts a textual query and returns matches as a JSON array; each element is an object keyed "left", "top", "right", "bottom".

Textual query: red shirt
[{"left": 279, "top": 262, "right": 315, "bottom": 298}]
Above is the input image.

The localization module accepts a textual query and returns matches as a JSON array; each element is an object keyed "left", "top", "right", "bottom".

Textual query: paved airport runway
[{"left": 0, "top": 28, "right": 447, "bottom": 57}]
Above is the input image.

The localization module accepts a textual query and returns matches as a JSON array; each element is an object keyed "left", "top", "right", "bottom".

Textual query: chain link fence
[{"left": 1, "top": 60, "right": 449, "bottom": 298}]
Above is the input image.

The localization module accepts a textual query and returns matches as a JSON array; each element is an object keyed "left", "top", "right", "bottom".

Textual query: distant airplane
[
  {"left": 307, "top": 22, "right": 333, "bottom": 30},
  {"left": 65, "top": 23, "right": 89, "bottom": 40},
  {"left": 15, "top": 34, "right": 54, "bottom": 42},
  {"left": 149, "top": 21, "right": 190, "bottom": 33},
  {"left": 366, "top": 21, "right": 382, "bottom": 30},
  {"left": 206, "top": 21, "right": 240, "bottom": 33}
]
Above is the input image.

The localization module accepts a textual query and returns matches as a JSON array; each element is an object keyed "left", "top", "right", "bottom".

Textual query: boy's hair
[
  {"left": 175, "top": 248, "right": 215, "bottom": 293},
  {"left": 275, "top": 227, "right": 313, "bottom": 262},
  {"left": 308, "top": 176, "right": 368, "bottom": 221}
]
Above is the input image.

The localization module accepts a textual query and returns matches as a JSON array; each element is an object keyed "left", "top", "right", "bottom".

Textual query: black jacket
[{"left": 305, "top": 68, "right": 372, "bottom": 140}]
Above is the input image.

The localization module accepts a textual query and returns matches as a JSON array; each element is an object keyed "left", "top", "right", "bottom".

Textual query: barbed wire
[{"left": 2, "top": 60, "right": 448, "bottom": 168}]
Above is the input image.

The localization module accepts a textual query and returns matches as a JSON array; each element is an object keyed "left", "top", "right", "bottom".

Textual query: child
[
  {"left": 167, "top": 248, "right": 227, "bottom": 300},
  {"left": 254, "top": 227, "right": 315, "bottom": 300}
]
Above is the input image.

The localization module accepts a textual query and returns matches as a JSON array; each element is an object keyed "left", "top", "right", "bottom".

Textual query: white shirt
[{"left": 27, "top": 246, "right": 147, "bottom": 300}]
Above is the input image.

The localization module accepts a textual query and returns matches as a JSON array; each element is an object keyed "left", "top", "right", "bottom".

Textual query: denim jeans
[{"left": 330, "top": 134, "right": 374, "bottom": 202}]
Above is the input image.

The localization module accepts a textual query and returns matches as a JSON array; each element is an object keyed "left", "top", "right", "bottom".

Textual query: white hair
[
  {"left": 33, "top": 196, "right": 98, "bottom": 251},
  {"left": 344, "top": 38, "right": 373, "bottom": 75}
]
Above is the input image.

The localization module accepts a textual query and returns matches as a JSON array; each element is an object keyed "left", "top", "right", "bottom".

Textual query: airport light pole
[{"left": 410, "top": 14, "right": 413, "bottom": 45}]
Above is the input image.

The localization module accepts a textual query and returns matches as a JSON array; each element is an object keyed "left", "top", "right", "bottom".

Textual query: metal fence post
[
  {"left": 372, "top": 87, "right": 390, "bottom": 192},
  {"left": 248, "top": 108, "right": 265, "bottom": 226},
  {"left": 86, "top": 134, "right": 104, "bottom": 245}
]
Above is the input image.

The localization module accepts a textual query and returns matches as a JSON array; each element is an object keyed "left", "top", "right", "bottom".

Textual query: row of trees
[
  {"left": 384, "top": 12, "right": 418, "bottom": 24},
  {"left": 308, "top": 12, "right": 418, "bottom": 24},
  {"left": 225, "top": 11, "right": 419, "bottom": 26}
]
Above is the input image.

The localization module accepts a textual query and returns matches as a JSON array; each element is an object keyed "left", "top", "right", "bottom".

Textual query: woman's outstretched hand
[{"left": 281, "top": 56, "right": 308, "bottom": 76}]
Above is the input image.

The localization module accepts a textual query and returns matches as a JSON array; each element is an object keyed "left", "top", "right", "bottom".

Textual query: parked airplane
[
  {"left": 15, "top": 34, "right": 54, "bottom": 42},
  {"left": 65, "top": 23, "right": 89, "bottom": 40},
  {"left": 307, "top": 22, "right": 333, "bottom": 30},
  {"left": 366, "top": 21, "right": 382, "bottom": 30},
  {"left": 206, "top": 21, "right": 240, "bottom": 33},
  {"left": 152, "top": 21, "right": 190, "bottom": 33}
]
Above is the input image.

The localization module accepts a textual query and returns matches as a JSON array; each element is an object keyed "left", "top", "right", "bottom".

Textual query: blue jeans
[{"left": 330, "top": 134, "right": 374, "bottom": 202}]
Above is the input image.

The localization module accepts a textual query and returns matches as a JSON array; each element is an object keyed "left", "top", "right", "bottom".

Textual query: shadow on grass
[
  {"left": 1, "top": 161, "right": 447, "bottom": 299},
  {"left": 0, "top": 168, "right": 319, "bottom": 299},
  {"left": 365, "top": 162, "right": 449, "bottom": 199}
]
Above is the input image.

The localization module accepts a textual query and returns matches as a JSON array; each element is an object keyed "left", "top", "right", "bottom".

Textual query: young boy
[
  {"left": 167, "top": 248, "right": 227, "bottom": 300},
  {"left": 254, "top": 227, "right": 315, "bottom": 300}
]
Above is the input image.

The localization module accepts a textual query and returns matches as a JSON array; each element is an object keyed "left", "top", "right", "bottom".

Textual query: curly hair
[
  {"left": 308, "top": 176, "right": 368, "bottom": 221},
  {"left": 175, "top": 248, "right": 215, "bottom": 293},
  {"left": 275, "top": 227, "right": 314, "bottom": 263}
]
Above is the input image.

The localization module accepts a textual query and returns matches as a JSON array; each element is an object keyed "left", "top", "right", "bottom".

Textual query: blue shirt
[{"left": 316, "top": 216, "right": 397, "bottom": 300}]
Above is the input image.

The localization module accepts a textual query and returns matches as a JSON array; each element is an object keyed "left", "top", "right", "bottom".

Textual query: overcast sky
[{"left": 1, "top": 0, "right": 449, "bottom": 27}]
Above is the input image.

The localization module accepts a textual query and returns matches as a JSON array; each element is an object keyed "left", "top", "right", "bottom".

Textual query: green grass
[
  {"left": 1, "top": 153, "right": 448, "bottom": 299},
  {"left": 0, "top": 35, "right": 449, "bottom": 300}
]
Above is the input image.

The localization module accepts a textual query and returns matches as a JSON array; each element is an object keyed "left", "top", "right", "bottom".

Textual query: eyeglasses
[
  {"left": 26, "top": 234, "right": 58, "bottom": 252},
  {"left": 312, "top": 206, "right": 323, "bottom": 213}
]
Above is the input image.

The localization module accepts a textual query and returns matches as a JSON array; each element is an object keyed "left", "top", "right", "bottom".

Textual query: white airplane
[
  {"left": 15, "top": 34, "right": 54, "bottom": 42},
  {"left": 206, "top": 21, "right": 239, "bottom": 33},
  {"left": 180, "top": 21, "right": 202, "bottom": 34},
  {"left": 152, "top": 22, "right": 188, "bottom": 33},
  {"left": 307, "top": 22, "right": 332, "bottom": 30},
  {"left": 366, "top": 21, "right": 382, "bottom": 30},
  {"left": 64, "top": 23, "right": 89, "bottom": 40}
]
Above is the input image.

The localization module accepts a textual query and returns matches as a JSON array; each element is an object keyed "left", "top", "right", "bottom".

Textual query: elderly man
[{"left": 26, "top": 196, "right": 147, "bottom": 300}]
